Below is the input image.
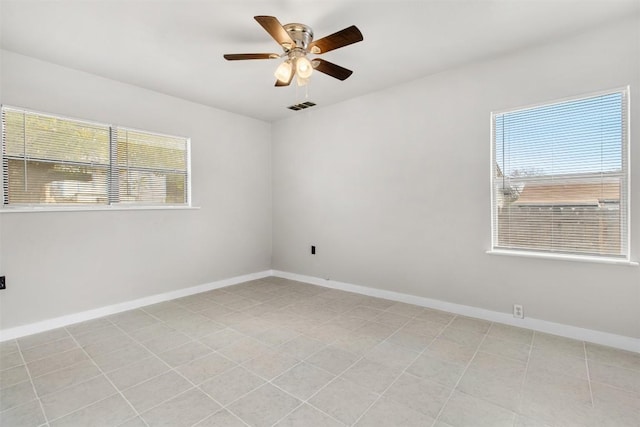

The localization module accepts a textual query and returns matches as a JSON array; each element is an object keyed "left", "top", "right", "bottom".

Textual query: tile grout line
[
  {"left": 512, "top": 326, "right": 535, "bottom": 427},
  {"left": 349, "top": 311, "right": 457, "bottom": 427},
  {"left": 264, "top": 360, "right": 359, "bottom": 426},
  {"left": 588, "top": 375, "right": 640, "bottom": 395},
  {"left": 9, "top": 338, "right": 109, "bottom": 403},
  {"left": 336, "top": 307, "right": 461, "bottom": 425},
  {"left": 0, "top": 350, "right": 22, "bottom": 372},
  {"left": 451, "top": 324, "right": 538, "bottom": 419},
  {"left": 267, "top": 357, "right": 351, "bottom": 426},
  {"left": 44, "top": 391, "right": 127, "bottom": 426},
  {"left": 172, "top": 305, "right": 343, "bottom": 426},
  {"left": 200, "top": 373, "right": 271, "bottom": 426},
  {"left": 431, "top": 320, "right": 495, "bottom": 425},
  {"left": 16, "top": 336, "right": 79, "bottom": 367},
  {"left": 84, "top": 316, "right": 214, "bottom": 417},
  {"left": 259, "top": 308, "right": 417, "bottom": 426},
  {"left": 269, "top": 304, "right": 452, "bottom": 426},
  {"left": 482, "top": 322, "right": 535, "bottom": 362},
  {"left": 16, "top": 334, "right": 71, "bottom": 352},
  {"left": 26, "top": 354, "right": 102, "bottom": 384},
  {"left": 112, "top": 312, "right": 274, "bottom": 425},
  {"left": 61, "top": 325, "right": 151, "bottom": 427},
  {"left": 19, "top": 325, "right": 172, "bottom": 399},
  {"left": 20, "top": 294, "right": 323, "bottom": 420},
  {"left": 21, "top": 328, "right": 134, "bottom": 370},
  {"left": 583, "top": 340, "right": 596, "bottom": 408},
  {"left": 14, "top": 341, "right": 51, "bottom": 427},
  {"left": 31, "top": 369, "right": 106, "bottom": 400},
  {"left": 216, "top": 326, "right": 354, "bottom": 426},
  {"left": 105, "top": 302, "right": 324, "bottom": 426},
  {"left": 15, "top": 287, "right": 395, "bottom": 424},
  {"left": 196, "top": 409, "right": 252, "bottom": 427},
  {"left": 106, "top": 318, "right": 228, "bottom": 426}
]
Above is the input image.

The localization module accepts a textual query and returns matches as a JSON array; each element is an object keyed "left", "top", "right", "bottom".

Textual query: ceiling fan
[{"left": 224, "top": 16, "right": 363, "bottom": 87}]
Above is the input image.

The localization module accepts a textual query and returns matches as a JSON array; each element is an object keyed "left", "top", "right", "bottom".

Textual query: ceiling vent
[{"left": 287, "top": 101, "right": 316, "bottom": 111}]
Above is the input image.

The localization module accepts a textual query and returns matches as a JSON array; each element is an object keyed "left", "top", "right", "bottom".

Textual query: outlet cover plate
[{"left": 513, "top": 304, "right": 524, "bottom": 319}]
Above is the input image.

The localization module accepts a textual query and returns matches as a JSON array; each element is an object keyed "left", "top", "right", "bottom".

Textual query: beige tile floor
[{"left": 1, "top": 277, "right": 638, "bottom": 427}]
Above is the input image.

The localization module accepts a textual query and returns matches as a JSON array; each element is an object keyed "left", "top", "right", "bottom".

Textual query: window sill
[
  {"left": 0, "top": 205, "right": 201, "bottom": 214},
  {"left": 486, "top": 249, "right": 638, "bottom": 266}
]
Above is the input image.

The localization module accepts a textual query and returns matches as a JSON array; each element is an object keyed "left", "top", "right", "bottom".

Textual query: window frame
[
  {"left": 1, "top": 105, "right": 193, "bottom": 211},
  {"left": 489, "top": 87, "right": 632, "bottom": 264}
]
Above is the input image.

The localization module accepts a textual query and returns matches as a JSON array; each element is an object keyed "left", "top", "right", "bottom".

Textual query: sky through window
[{"left": 495, "top": 92, "right": 623, "bottom": 178}]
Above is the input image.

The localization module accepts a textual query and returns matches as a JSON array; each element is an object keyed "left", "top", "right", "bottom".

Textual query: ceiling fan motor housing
[{"left": 283, "top": 23, "right": 314, "bottom": 50}]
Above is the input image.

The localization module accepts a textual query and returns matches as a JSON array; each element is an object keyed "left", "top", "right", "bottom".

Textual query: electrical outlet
[
  {"left": 0, "top": 276, "right": 5, "bottom": 290},
  {"left": 513, "top": 304, "right": 524, "bottom": 319}
]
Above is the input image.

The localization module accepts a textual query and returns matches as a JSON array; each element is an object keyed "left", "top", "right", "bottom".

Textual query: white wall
[
  {"left": 2, "top": 17, "right": 639, "bottom": 341},
  {"left": 272, "top": 17, "right": 640, "bottom": 339},
  {"left": 0, "top": 50, "right": 272, "bottom": 330}
]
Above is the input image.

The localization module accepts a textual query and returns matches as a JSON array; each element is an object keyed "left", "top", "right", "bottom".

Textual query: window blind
[
  {"left": 492, "top": 89, "right": 628, "bottom": 259},
  {"left": 2, "top": 107, "right": 110, "bottom": 205},
  {"left": 1, "top": 106, "right": 190, "bottom": 207},
  {"left": 116, "top": 128, "right": 189, "bottom": 205}
]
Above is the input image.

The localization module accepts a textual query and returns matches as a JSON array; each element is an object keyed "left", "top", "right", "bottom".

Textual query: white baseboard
[
  {"left": 0, "top": 270, "right": 273, "bottom": 342},
  {"left": 272, "top": 270, "right": 640, "bottom": 353},
  {"left": 3, "top": 269, "right": 638, "bottom": 353}
]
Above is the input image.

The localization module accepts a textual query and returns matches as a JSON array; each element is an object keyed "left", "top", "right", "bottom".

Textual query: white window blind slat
[{"left": 492, "top": 89, "right": 629, "bottom": 260}]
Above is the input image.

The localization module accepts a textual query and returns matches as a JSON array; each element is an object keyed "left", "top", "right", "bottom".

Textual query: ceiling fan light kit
[
  {"left": 274, "top": 60, "right": 293, "bottom": 82},
  {"left": 224, "top": 15, "right": 363, "bottom": 88},
  {"left": 295, "top": 56, "right": 313, "bottom": 79}
]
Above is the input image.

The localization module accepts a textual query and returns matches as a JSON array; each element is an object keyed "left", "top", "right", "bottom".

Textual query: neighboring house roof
[{"left": 512, "top": 181, "right": 620, "bottom": 206}]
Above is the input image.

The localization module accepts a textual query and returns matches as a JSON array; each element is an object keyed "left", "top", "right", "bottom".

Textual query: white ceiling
[{"left": 1, "top": 0, "right": 639, "bottom": 122}]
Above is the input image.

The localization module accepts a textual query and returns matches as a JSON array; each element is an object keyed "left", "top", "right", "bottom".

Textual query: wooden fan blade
[
  {"left": 308, "top": 25, "right": 363, "bottom": 54},
  {"left": 223, "top": 53, "right": 280, "bottom": 60},
  {"left": 313, "top": 59, "right": 353, "bottom": 81},
  {"left": 254, "top": 16, "right": 295, "bottom": 48}
]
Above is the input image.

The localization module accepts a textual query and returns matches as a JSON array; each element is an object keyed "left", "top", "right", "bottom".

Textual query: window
[
  {"left": 116, "top": 128, "right": 189, "bottom": 205},
  {"left": 1, "top": 106, "right": 190, "bottom": 208},
  {"left": 491, "top": 88, "right": 629, "bottom": 260}
]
